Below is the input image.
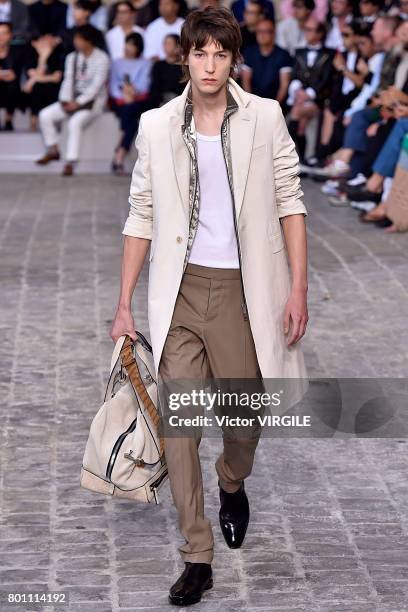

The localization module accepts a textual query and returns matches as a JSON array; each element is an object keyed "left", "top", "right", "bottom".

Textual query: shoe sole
[{"left": 168, "top": 577, "right": 213, "bottom": 606}]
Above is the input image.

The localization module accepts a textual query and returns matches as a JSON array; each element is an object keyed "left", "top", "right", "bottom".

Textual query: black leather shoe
[
  {"left": 219, "top": 480, "right": 249, "bottom": 548},
  {"left": 168, "top": 562, "right": 213, "bottom": 606}
]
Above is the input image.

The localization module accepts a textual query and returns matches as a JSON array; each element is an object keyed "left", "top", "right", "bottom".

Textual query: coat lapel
[
  {"left": 169, "top": 114, "right": 191, "bottom": 220},
  {"left": 230, "top": 109, "right": 256, "bottom": 220}
]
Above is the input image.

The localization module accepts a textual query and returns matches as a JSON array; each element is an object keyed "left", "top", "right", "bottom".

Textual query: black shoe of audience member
[
  {"left": 168, "top": 562, "right": 213, "bottom": 606},
  {"left": 219, "top": 479, "right": 249, "bottom": 548},
  {"left": 345, "top": 184, "right": 382, "bottom": 202}
]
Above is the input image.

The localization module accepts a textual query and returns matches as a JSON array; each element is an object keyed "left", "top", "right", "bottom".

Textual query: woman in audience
[
  {"left": 22, "top": 33, "right": 64, "bottom": 131},
  {"left": 0, "top": 22, "right": 24, "bottom": 131},
  {"left": 109, "top": 31, "right": 151, "bottom": 174}
]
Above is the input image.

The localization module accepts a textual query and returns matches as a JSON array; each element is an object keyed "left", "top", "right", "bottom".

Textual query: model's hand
[
  {"left": 110, "top": 305, "right": 138, "bottom": 344},
  {"left": 283, "top": 288, "right": 308, "bottom": 347}
]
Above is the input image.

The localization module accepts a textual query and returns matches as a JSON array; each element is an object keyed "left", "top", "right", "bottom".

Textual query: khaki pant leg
[{"left": 158, "top": 272, "right": 214, "bottom": 564}]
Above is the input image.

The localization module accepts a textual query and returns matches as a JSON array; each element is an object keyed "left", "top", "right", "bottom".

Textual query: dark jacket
[
  {"left": 11, "top": 0, "right": 30, "bottom": 38},
  {"left": 291, "top": 46, "right": 335, "bottom": 106},
  {"left": 28, "top": 0, "right": 67, "bottom": 37}
]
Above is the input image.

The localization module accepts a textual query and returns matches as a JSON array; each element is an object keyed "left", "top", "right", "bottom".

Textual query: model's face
[{"left": 186, "top": 38, "right": 233, "bottom": 94}]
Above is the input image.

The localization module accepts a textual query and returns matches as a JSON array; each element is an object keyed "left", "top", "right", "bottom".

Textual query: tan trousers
[{"left": 158, "top": 263, "right": 264, "bottom": 564}]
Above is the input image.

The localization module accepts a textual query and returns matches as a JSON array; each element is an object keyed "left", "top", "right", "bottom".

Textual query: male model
[{"left": 111, "top": 7, "right": 309, "bottom": 606}]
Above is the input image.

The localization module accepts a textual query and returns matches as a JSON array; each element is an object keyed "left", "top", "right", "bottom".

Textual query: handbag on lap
[{"left": 80, "top": 332, "right": 168, "bottom": 504}]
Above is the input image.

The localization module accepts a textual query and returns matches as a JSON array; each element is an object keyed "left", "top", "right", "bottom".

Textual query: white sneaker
[
  {"left": 346, "top": 173, "right": 366, "bottom": 187},
  {"left": 321, "top": 180, "right": 340, "bottom": 195},
  {"left": 350, "top": 200, "right": 377, "bottom": 212},
  {"left": 314, "top": 159, "right": 350, "bottom": 178}
]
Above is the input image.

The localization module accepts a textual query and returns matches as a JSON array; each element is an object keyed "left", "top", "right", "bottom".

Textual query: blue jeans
[{"left": 372, "top": 118, "right": 408, "bottom": 177}]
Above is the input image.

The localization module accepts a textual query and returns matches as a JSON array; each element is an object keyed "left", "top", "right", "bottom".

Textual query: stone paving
[{"left": 1, "top": 174, "right": 408, "bottom": 612}]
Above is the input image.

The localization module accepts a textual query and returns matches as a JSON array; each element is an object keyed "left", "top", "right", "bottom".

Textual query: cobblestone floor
[{"left": 1, "top": 175, "right": 408, "bottom": 612}]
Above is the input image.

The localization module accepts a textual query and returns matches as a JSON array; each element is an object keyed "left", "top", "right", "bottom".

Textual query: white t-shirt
[
  {"left": 144, "top": 16, "right": 184, "bottom": 60},
  {"left": 105, "top": 25, "right": 145, "bottom": 60},
  {"left": 188, "top": 131, "right": 240, "bottom": 269}
]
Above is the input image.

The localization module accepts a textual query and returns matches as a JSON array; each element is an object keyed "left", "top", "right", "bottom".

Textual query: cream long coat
[{"left": 122, "top": 77, "right": 309, "bottom": 409}]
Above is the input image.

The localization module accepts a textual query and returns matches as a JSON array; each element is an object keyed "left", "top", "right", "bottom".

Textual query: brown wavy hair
[{"left": 180, "top": 7, "right": 242, "bottom": 83}]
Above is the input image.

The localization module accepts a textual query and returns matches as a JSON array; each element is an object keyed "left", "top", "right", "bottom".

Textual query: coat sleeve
[
  {"left": 122, "top": 114, "right": 153, "bottom": 239},
  {"left": 271, "top": 101, "right": 308, "bottom": 219}
]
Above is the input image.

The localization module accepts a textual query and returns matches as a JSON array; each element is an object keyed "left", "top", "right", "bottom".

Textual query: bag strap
[{"left": 120, "top": 334, "right": 165, "bottom": 459}]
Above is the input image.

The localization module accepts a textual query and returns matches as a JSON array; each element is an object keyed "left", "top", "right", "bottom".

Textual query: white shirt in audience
[
  {"left": 0, "top": 1, "right": 11, "bottom": 22},
  {"left": 105, "top": 24, "right": 145, "bottom": 60},
  {"left": 144, "top": 16, "right": 184, "bottom": 60},
  {"left": 276, "top": 18, "right": 306, "bottom": 57}
]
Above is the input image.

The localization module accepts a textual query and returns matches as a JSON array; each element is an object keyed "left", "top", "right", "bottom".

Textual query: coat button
[{"left": 176, "top": 236, "right": 183, "bottom": 243}]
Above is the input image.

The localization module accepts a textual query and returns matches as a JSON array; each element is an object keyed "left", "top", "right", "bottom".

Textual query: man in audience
[
  {"left": 287, "top": 18, "right": 334, "bottom": 161},
  {"left": 29, "top": 0, "right": 68, "bottom": 37},
  {"left": 0, "top": 21, "right": 24, "bottom": 129},
  {"left": 277, "top": 0, "right": 315, "bottom": 56},
  {"left": 240, "top": 17, "right": 293, "bottom": 104},
  {"left": 359, "top": 0, "right": 381, "bottom": 24},
  {"left": 325, "top": 0, "right": 353, "bottom": 50},
  {"left": 66, "top": 0, "right": 108, "bottom": 32},
  {"left": 143, "top": 0, "right": 184, "bottom": 61},
  {"left": 231, "top": 0, "right": 274, "bottom": 25},
  {"left": 239, "top": 0, "right": 264, "bottom": 52},
  {"left": 36, "top": 24, "right": 110, "bottom": 176},
  {"left": 105, "top": 0, "right": 145, "bottom": 60},
  {"left": 0, "top": 0, "right": 29, "bottom": 40}
]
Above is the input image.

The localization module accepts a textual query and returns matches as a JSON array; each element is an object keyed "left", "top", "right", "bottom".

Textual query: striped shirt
[{"left": 59, "top": 47, "right": 110, "bottom": 112}]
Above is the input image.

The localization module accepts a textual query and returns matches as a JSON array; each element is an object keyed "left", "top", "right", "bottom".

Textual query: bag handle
[{"left": 120, "top": 334, "right": 165, "bottom": 459}]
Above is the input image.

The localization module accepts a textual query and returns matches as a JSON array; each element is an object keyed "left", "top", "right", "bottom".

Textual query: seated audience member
[
  {"left": 0, "top": 21, "right": 24, "bottom": 129},
  {"left": 29, "top": 0, "right": 68, "bottom": 37},
  {"left": 316, "top": 16, "right": 403, "bottom": 178},
  {"left": 36, "top": 24, "right": 110, "bottom": 176},
  {"left": 22, "top": 33, "right": 64, "bottom": 130},
  {"left": 280, "top": 0, "right": 328, "bottom": 22},
  {"left": 240, "top": 17, "right": 293, "bottom": 104},
  {"left": 287, "top": 18, "right": 334, "bottom": 161},
  {"left": 66, "top": 0, "right": 108, "bottom": 32},
  {"left": 105, "top": 1, "right": 144, "bottom": 60},
  {"left": 144, "top": 0, "right": 184, "bottom": 61},
  {"left": 131, "top": 0, "right": 159, "bottom": 29},
  {"left": 0, "top": 0, "right": 29, "bottom": 40},
  {"left": 240, "top": 0, "right": 265, "bottom": 52},
  {"left": 148, "top": 32, "right": 183, "bottom": 107},
  {"left": 277, "top": 0, "right": 315, "bottom": 57},
  {"left": 231, "top": 0, "right": 274, "bottom": 25},
  {"left": 109, "top": 31, "right": 151, "bottom": 173},
  {"left": 358, "top": 0, "right": 381, "bottom": 24},
  {"left": 325, "top": 0, "right": 353, "bottom": 50},
  {"left": 315, "top": 20, "right": 362, "bottom": 162},
  {"left": 62, "top": 0, "right": 106, "bottom": 53}
]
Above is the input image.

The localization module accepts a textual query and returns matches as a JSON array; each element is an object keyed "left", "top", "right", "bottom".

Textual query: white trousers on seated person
[{"left": 39, "top": 101, "right": 99, "bottom": 162}]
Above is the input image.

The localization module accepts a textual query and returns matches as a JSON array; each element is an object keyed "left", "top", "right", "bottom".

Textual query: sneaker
[
  {"left": 321, "top": 180, "right": 340, "bottom": 196},
  {"left": 312, "top": 159, "right": 350, "bottom": 178},
  {"left": 346, "top": 173, "right": 366, "bottom": 187},
  {"left": 328, "top": 193, "right": 350, "bottom": 206},
  {"left": 350, "top": 200, "right": 377, "bottom": 212}
]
